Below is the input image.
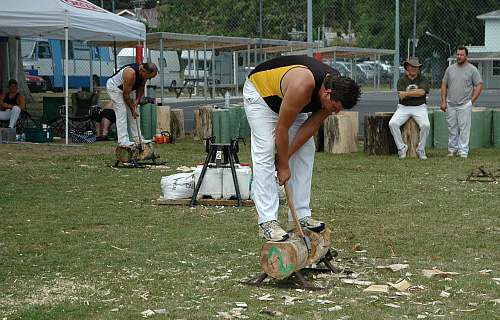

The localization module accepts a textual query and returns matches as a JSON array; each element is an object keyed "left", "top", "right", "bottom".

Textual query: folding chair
[
  {"left": 69, "top": 91, "right": 100, "bottom": 132},
  {"left": 0, "top": 107, "right": 37, "bottom": 132},
  {"left": 31, "top": 97, "right": 65, "bottom": 135}
]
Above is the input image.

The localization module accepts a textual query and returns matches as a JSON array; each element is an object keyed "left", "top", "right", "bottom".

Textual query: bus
[{"left": 22, "top": 38, "right": 115, "bottom": 91}]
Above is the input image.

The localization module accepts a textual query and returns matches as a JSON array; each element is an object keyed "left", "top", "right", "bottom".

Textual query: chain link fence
[{"left": 15, "top": 1, "right": 500, "bottom": 108}]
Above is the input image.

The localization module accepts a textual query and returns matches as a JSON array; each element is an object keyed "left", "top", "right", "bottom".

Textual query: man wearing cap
[
  {"left": 0, "top": 79, "right": 25, "bottom": 128},
  {"left": 389, "top": 57, "right": 430, "bottom": 159}
]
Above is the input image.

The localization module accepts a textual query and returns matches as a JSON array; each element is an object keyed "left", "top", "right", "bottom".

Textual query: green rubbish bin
[
  {"left": 426, "top": 107, "right": 437, "bottom": 149},
  {"left": 493, "top": 109, "right": 500, "bottom": 147},
  {"left": 213, "top": 108, "right": 230, "bottom": 143},
  {"left": 139, "top": 103, "right": 157, "bottom": 140},
  {"left": 469, "top": 108, "right": 484, "bottom": 150},
  {"left": 433, "top": 109, "right": 448, "bottom": 148},
  {"left": 475, "top": 107, "right": 492, "bottom": 147}
]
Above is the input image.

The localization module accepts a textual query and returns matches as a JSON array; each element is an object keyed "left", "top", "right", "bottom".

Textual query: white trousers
[
  {"left": 243, "top": 79, "right": 315, "bottom": 224},
  {"left": 389, "top": 104, "right": 430, "bottom": 152},
  {"left": 106, "top": 81, "right": 139, "bottom": 146},
  {"left": 0, "top": 106, "right": 21, "bottom": 128},
  {"left": 446, "top": 100, "right": 472, "bottom": 156}
]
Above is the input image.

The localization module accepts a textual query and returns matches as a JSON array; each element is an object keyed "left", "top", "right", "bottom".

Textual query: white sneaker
[
  {"left": 287, "top": 216, "right": 325, "bottom": 233},
  {"left": 119, "top": 141, "right": 135, "bottom": 147},
  {"left": 417, "top": 150, "right": 427, "bottom": 159},
  {"left": 460, "top": 154, "right": 468, "bottom": 158},
  {"left": 448, "top": 151, "right": 457, "bottom": 157},
  {"left": 259, "top": 220, "right": 289, "bottom": 242},
  {"left": 398, "top": 145, "right": 408, "bottom": 158}
]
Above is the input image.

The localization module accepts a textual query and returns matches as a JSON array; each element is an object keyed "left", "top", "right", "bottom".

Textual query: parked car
[
  {"left": 324, "top": 61, "right": 350, "bottom": 77},
  {"left": 25, "top": 73, "right": 47, "bottom": 92}
]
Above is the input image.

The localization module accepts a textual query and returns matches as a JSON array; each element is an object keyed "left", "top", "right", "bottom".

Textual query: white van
[
  {"left": 181, "top": 50, "right": 247, "bottom": 87},
  {"left": 117, "top": 48, "right": 181, "bottom": 90}
]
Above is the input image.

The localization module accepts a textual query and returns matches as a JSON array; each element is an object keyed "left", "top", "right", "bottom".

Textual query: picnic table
[{"left": 171, "top": 77, "right": 206, "bottom": 98}]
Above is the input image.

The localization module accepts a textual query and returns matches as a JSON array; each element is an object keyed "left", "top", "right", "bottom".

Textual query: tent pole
[{"left": 65, "top": 12, "right": 69, "bottom": 145}]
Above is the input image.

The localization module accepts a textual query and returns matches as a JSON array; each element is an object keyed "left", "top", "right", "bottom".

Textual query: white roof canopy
[{"left": 0, "top": 0, "right": 145, "bottom": 42}]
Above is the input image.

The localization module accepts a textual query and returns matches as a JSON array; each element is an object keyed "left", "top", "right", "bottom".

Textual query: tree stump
[
  {"left": 197, "top": 105, "right": 214, "bottom": 139},
  {"left": 260, "top": 228, "right": 331, "bottom": 279},
  {"left": 193, "top": 109, "right": 200, "bottom": 140},
  {"left": 364, "top": 114, "right": 398, "bottom": 155},
  {"left": 401, "top": 117, "right": 419, "bottom": 158},
  {"left": 324, "top": 113, "right": 351, "bottom": 154},
  {"left": 156, "top": 105, "right": 171, "bottom": 136},
  {"left": 170, "top": 108, "right": 185, "bottom": 139},
  {"left": 341, "top": 111, "right": 359, "bottom": 152},
  {"left": 115, "top": 142, "right": 154, "bottom": 163}
]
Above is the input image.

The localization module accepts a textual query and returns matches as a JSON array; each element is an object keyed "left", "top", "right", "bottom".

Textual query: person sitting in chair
[
  {"left": 0, "top": 79, "right": 25, "bottom": 128},
  {"left": 92, "top": 101, "right": 116, "bottom": 141}
]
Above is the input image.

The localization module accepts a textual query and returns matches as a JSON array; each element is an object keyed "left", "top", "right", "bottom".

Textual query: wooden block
[
  {"left": 401, "top": 117, "right": 419, "bottom": 158},
  {"left": 156, "top": 105, "right": 171, "bottom": 135},
  {"left": 324, "top": 113, "right": 351, "bottom": 154},
  {"left": 197, "top": 105, "right": 214, "bottom": 139},
  {"left": 364, "top": 114, "right": 398, "bottom": 155},
  {"left": 115, "top": 142, "right": 154, "bottom": 163},
  {"left": 340, "top": 111, "right": 359, "bottom": 152},
  {"left": 363, "top": 284, "right": 389, "bottom": 294},
  {"left": 193, "top": 109, "right": 200, "bottom": 140},
  {"left": 170, "top": 109, "right": 185, "bottom": 139}
]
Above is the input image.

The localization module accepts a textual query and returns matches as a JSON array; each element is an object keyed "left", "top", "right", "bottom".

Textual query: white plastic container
[
  {"left": 222, "top": 163, "right": 252, "bottom": 200},
  {"left": 194, "top": 163, "right": 223, "bottom": 199}
]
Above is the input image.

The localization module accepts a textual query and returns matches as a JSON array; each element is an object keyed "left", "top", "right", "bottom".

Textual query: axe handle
[
  {"left": 135, "top": 117, "right": 144, "bottom": 152},
  {"left": 284, "top": 181, "right": 305, "bottom": 239}
]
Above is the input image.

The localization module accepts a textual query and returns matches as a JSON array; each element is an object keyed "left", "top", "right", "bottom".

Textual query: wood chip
[
  {"left": 363, "top": 285, "right": 389, "bottom": 294},
  {"left": 422, "top": 269, "right": 460, "bottom": 278},
  {"left": 340, "top": 279, "right": 374, "bottom": 286},
  {"left": 390, "top": 279, "right": 411, "bottom": 292},
  {"left": 235, "top": 302, "right": 248, "bottom": 308}
]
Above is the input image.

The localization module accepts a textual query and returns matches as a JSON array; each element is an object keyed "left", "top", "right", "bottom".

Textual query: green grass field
[{"left": 0, "top": 138, "right": 499, "bottom": 319}]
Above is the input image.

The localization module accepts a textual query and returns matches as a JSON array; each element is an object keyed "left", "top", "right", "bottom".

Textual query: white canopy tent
[{"left": 0, "top": 0, "right": 146, "bottom": 144}]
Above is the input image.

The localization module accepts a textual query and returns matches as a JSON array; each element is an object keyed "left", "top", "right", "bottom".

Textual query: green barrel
[
  {"left": 476, "top": 107, "right": 492, "bottom": 147},
  {"left": 140, "top": 103, "right": 152, "bottom": 139},
  {"left": 139, "top": 103, "right": 157, "bottom": 140},
  {"left": 228, "top": 106, "right": 239, "bottom": 138},
  {"left": 426, "top": 107, "right": 435, "bottom": 148},
  {"left": 213, "top": 109, "right": 222, "bottom": 143},
  {"left": 151, "top": 104, "right": 157, "bottom": 138},
  {"left": 433, "top": 109, "right": 448, "bottom": 148},
  {"left": 469, "top": 109, "right": 484, "bottom": 150},
  {"left": 219, "top": 109, "right": 230, "bottom": 143},
  {"left": 239, "top": 106, "right": 250, "bottom": 138},
  {"left": 493, "top": 109, "right": 500, "bottom": 147}
]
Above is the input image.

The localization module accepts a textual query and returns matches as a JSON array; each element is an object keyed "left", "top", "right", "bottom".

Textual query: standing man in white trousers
[
  {"left": 441, "top": 46, "right": 483, "bottom": 158},
  {"left": 107, "top": 62, "right": 157, "bottom": 147},
  {"left": 389, "top": 57, "right": 430, "bottom": 159},
  {"left": 244, "top": 56, "right": 361, "bottom": 242}
]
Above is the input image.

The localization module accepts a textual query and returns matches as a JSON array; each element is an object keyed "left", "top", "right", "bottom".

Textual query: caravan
[
  {"left": 117, "top": 48, "right": 181, "bottom": 90},
  {"left": 22, "top": 38, "right": 114, "bottom": 91},
  {"left": 181, "top": 50, "right": 247, "bottom": 87}
]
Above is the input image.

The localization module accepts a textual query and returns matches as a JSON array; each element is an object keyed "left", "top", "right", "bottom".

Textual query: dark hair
[
  {"left": 324, "top": 75, "right": 361, "bottom": 110},
  {"left": 456, "top": 45, "right": 468, "bottom": 55},
  {"left": 142, "top": 62, "right": 157, "bottom": 74}
]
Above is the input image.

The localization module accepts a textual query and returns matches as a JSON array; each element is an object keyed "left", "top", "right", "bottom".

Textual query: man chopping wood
[
  {"left": 107, "top": 62, "right": 158, "bottom": 147},
  {"left": 243, "top": 56, "right": 361, "bottom": 242}
]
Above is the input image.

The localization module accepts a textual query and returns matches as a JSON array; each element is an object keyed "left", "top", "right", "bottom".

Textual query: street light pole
[{"left": 425, "top": 31, "right": 452, "bottom": 57}]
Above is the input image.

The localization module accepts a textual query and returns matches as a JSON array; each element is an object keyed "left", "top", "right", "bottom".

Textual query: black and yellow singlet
[{"left": 248, "top": 56, "right": 339, "bottom": 114}]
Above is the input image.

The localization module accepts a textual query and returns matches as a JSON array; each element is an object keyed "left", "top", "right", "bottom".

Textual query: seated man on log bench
[
  {"left": 389, "top": 57, "right": 430, "bottom": 159},
  {"left": 244, "top": 56, "right": 361, "bottom": 242}
]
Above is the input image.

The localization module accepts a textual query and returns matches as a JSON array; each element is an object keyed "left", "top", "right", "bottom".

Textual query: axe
[{"left": 284, "top": 181, "right": 312, "bottom": 252}]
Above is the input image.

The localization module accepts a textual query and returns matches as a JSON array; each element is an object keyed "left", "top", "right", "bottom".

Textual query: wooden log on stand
[
  {"left": 170, "top": 108, "right": 185, "bottom": 139},
  {"left": 364, "top": 113, "right": 398, "bottom": 155},
  {"left": 115, "top": 142, "right": 154, "bottom": 163},
  {"left": 260, "top": 228, "right": 331, "bottom": 279}
]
